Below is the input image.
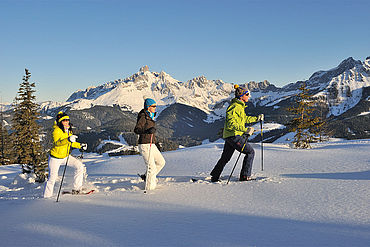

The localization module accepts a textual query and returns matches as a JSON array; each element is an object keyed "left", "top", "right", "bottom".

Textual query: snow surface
[{"left": 0, "top": 139, "right": 369, "bottom": 246}]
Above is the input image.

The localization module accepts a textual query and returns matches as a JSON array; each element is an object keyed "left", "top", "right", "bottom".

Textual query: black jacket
[{"left": 134, "top": 109, "right": 156, "bottom": 144}]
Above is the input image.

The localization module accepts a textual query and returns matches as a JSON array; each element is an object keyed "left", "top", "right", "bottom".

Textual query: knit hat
[
  {"left": 234, "top": 84, "right": 249, "bottom": 98},
  {"left": 56, "top": 111, "right": 69, "bottom": 123},
  {"left": 144, "top": 98, "right": 156, "bottom": 109}
]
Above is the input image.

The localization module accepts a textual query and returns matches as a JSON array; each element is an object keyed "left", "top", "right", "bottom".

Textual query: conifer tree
[
  {"left": 310, "top": 114, "right": 330, "bottom": 142},
  {"left": 12, "top": 69, "right": 47, "bottom": 181},
  {"left": 287, "top": 83, "right": 320, "bottom": 148},
  {"left": 0, "top": 108, "right": 12, "bottom": 165},
  {"left": 312, "top": 100, "right": 332, "bottom": 142}
]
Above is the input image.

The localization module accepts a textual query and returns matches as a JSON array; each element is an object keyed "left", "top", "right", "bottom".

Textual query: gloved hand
[
  {"left": 146, "top": 127, "right": 156, "bottom": 134},
  {"left": 68, "top": 135, "right": 78, "bottom": 142},
  {"left": 80, "top": 143, "right": 88, "bottom": 151},
  {"left": 257, "top": 114, "right": 264, "bottom": 121},
  {"left": 244, "top": 127, "right": 254, "bottom": 136}
]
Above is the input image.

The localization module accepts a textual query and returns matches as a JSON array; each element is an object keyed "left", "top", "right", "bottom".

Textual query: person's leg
[
  {"left": 225, "top": 135, "right": 255, "bottom": 180},
  {"left": 139, "top": 144, "right": 157, "bottom": 190},
  {"left": 67, "top": 155, "right": 85, "bottom": 191},
  {"left": 152, "top": 145, "right": 165, "bottom": 176},
  {"left": 239, "top": 143, "right": 255, "bottom": 179},
  {"left": 43, "top": 156, "right": 63, "bottom": 198},
  {"left": 210, "top": 139, "right": 235, "bottom": 181}
]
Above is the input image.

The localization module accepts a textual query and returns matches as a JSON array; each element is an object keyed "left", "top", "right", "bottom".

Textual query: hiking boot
[
  {"left": 72, "top": 189, "right": 80, "bottom": 195},
  {"left": 239, "top": 175, "right": 252, "bottom": 181},
  {"left": 211, "top": 176, "right": 221, "bottom": 183},
  {"left": 139, "top": 174, "right": 146, "bottom": 182}
]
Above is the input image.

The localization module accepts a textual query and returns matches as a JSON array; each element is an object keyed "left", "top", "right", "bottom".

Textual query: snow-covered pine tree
[
  {"left": 287, "top": 82, "right": 321, "bottom": 149},
  {"left": 11, "top": 69, "right": 47, "bottom": 181}
]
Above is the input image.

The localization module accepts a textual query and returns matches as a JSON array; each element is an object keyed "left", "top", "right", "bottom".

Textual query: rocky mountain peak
[
  {"left": 308, "top": 57, "right": 363, "bottom": 86},
  {"left": 364, "top": 57, "right": 370, "bottom": 69},
  {"left": 246, "top": 80, "right": 268, "bottom": 90},
  {"left": 186, "top": 75, "right": 210, "bottom": 89},
  {"left": 244, "top": 80, "right": 279, "bottom": 92},
  {"left": 337, "top": 57, "right": 360, "bottom": 70},
  {"left": 139, "top": 65, "right": 150, "bottom": 73}
]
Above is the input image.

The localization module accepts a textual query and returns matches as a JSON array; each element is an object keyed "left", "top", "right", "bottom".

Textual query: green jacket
[{"left": 223, "top": 98, "right": 258, "bottom": 139}]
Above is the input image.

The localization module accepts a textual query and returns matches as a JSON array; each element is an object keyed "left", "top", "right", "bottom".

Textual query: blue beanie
[{"left": 144, "top": 98, "right": 156, "bottom": 109}]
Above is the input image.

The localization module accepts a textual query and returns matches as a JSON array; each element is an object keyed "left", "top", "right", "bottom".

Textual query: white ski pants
[
  {"left": 43, "top": 155, "right": 85, "bottom": 198},
  {"left": 138, "top": 143, "right": 165, "bottom": 190}
]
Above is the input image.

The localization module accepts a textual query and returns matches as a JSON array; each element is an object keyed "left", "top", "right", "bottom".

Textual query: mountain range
[
  {"left": 40, "top": 57, "right": 370, "bottom": 118},
  {"left": 4, "top": 56, "right": 370, "bottom": 153}
]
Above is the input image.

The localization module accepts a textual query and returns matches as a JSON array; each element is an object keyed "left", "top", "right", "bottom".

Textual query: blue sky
[{"left": 1, "top": 0, "right": 369, "bottom": 103}]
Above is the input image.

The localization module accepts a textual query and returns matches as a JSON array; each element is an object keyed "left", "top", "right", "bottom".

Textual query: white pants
[
  {"left": 43, "top": 155, "right": 85, "bottom": 198},
  {"left": 139, "top": 144, "right": 166, "bottom": 190}
]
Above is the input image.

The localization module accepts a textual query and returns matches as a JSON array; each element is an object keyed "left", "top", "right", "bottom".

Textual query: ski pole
[
  {"left": 227, "top": 135, "right": 249, "bottom": 184},
  {"left": 260, "top": 120, "right": 264, "bottom": 171},
  {"left": 56, "top": 131, "right": 72, "bottom": 202},
  {"left": 144, "top": 134, "right": 153, "bottom": 193}
]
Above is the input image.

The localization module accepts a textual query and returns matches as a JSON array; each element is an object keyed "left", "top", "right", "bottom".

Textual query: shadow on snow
[{"left": 281, "top": 170, "right": 370, "bottom": 180}]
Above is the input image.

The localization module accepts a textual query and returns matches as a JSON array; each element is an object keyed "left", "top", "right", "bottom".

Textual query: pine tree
[
  {"left": 11, "top": 69, "right": 47, "bottom": 181},
  {"left": 316, "top": 99, "right": 333, "bottom": 141},
  {"left": 287, "top": 83, "right": 321, "bottom": 148},
  {"left": 0, "top": 108, "right": 12, "bottom": 165}
]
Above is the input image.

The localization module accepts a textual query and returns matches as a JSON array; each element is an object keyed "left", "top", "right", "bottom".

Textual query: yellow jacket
[{"left": 50, "top": 124, "right": 81, "bottom": 158}]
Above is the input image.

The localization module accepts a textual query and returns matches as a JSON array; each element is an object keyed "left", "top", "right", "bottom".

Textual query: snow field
[{"left": 0, "top": 139, "right": 369, "bottom": 246}]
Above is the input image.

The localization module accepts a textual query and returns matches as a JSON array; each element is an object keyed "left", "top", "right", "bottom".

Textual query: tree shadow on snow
[{"left": 281, "top": 170, "right": 370, "bottom": 180}]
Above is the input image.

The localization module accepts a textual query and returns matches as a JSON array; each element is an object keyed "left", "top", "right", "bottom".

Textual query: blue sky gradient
[{"left": 1, "top": 0, "right": 369, "bottom": 102}]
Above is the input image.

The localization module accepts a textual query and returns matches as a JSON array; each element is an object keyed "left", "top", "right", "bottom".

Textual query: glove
[
  {"left": 80, "top": 143, "right": 88, "bottom": 151},
  {"left": 257, "top": 114, "right": 264, "bottom": 121},
  {"left": 146, "top": 127, "right": 156, "bottom": 134},
  {"left": 68, "top": 135, "right": 78, "bottom": 142},
  {"left": 244, "top": 127, "right": 254, "bottom": 136}
]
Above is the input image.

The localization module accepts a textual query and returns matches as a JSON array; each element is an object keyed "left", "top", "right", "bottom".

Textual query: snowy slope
[{"left": 0, "top": 139, "right": 369, "bottom": 246}]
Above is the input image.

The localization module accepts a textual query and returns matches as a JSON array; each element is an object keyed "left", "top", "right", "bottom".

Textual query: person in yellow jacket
[
  {"left": 210, "top": 85, "right": 263, "bottom": 182},
  {"left": 43, "top": 112, "right": 88, "bottom": 198}
]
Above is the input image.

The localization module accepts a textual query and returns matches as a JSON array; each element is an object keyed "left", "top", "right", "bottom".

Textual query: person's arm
[
  {"left": 53, "top": 128, "right": 69, "bottom": 147},
  {"left": 134, "top": 113, "right": 147, "bottom": 134},
  {"left": 245, "top": 115, "right": 258, "bottom": 124}
]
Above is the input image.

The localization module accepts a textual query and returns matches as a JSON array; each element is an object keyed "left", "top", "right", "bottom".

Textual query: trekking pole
[
  {"left": 227, "top": 135, "right": 249, "bottom": 184},
  {"left": 260, "top": 120, "right": 264, "bottom": 171},
  {"left": 56, "top": 132, "right": 72, "bottom": 202},
  {"left": 144, "top": 134, "right": 153, "bottom": 193}
]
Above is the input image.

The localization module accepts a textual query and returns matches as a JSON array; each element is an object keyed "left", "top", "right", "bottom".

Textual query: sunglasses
[
  {"left": 150, "top": 105, "right": 157, "bottom": 108},
  {"left": 62, "top": 119, "right": 70, "bottom": 122}
]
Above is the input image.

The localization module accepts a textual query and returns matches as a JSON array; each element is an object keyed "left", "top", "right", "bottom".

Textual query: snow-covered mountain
[
  {"left": 310, "top": 57, "right": 370, "bottom": 116},
  {"left": 243, "top": 57, "right": 370, "bottom": 116},
  {"left": 40, "top": 57, "right": 370, "bottom": 120},
  {"left": 57, "top": 65, "right": 234, "bottom": 121}
]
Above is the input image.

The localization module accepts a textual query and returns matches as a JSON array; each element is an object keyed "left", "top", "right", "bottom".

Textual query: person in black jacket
[{"left": 134, "top": 98, "right": 166, "bottom": 190}]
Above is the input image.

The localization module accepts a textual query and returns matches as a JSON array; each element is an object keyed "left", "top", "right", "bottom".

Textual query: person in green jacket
[{"left": 210, "top": 85, "right": 263, "bottom": 182}]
